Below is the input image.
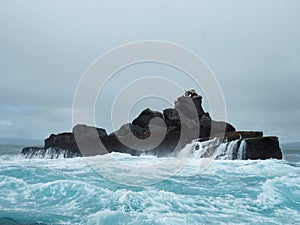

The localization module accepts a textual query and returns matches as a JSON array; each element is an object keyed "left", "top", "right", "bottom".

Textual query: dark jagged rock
[
  {"left": 244, "top": 136, "right": 282, "bottom": 160},
  {"left": 73, "top": 124, "right": 108, "bottom": 156},
  {"left": 22, "top": 89, "right": 282, "bottom": 160},
  {"left": 114, "top": 123, "right": 146, "bottom": 139},
  {"left": 200, "top": 117, "right": 236, "bottom": 138},
  {"left": 145, "top": 130, "right": 182, "bottom": 157},
  {"left": 211, "top": 121, "right": 236, "bottom": 136},
  {"left": 45, "top": 132, "right": 78, "bottom": 150},
  {"left": 42, "top": 125, "right": 109, "bottom": 157},
  {"left": 175, "top": 95, "right": 205, "bottom": 119},
  {"left": 174, "top": 94, "right": 235, "bottom": 139},
  {"left": 163, "top": 108, "right": 180, "bottom": 128},
  {"left": 132, "top": 108, "right": 163, "bottom": 129},
  {"left": 73, "top": 124, "right": 107, "bottom": 137}
]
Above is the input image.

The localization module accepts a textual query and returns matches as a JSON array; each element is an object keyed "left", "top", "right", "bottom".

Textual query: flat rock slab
[{"left": 244, "top": 136, "right": 282, "bottom": 160}]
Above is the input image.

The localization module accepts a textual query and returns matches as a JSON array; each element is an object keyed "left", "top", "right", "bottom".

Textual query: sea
[{"left": 0, "top": 141, "right": 299, "bottom": 225}]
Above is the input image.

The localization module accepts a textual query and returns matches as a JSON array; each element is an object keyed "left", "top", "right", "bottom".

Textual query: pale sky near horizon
[{"left": 0, "top": 0, "right": 299, "bottom": 143}]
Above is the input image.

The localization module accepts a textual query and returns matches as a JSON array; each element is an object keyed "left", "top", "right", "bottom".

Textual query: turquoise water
[{"left": 0, "top": 145, "right": 299, "bottom": 225}]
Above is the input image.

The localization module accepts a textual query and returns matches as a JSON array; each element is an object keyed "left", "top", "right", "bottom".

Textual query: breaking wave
[{"left": 0, "top": 147, "right": 299, "bottom": 225}]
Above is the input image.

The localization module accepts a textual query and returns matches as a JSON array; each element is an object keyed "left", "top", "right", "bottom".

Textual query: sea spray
[
  {"left": 188, "top": 138, "right": 248, "bottom": 160},
  {"left": 237, "top": 140, "right": 247, "bottom": 160},
  {"left": 0, "top": 148, "right": 299, "bottom": 225},
  {"left": 23, "top": 147, "right": 81, "bottom": 159}
]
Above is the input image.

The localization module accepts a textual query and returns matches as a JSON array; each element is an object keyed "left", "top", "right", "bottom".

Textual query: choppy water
[{"left": 0, "top": 144, "right": 299, "bottom": 225}]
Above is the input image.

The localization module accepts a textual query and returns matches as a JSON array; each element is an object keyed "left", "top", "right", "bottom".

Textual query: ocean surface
[{"left": 0, "top": 143, "right": 299, "bottom": 225}]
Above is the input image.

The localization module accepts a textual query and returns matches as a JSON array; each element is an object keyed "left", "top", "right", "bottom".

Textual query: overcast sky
[{"left": 0, "top": 0, "right": 299, "bottom": 143}]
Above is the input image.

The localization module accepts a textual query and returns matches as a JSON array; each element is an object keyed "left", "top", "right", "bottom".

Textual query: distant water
[{"left": 0, "top": 144, "right": 299, "bottom": 225}]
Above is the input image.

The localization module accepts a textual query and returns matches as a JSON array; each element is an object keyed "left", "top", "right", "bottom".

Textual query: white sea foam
[{"left": 0, "top": 148, "right": 299, "bottom": 225}]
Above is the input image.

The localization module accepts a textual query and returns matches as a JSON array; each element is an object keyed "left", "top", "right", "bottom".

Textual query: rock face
[
  {"left": 163, "top": 108, "right": 180, "bottom": 128},
  {"left": 45, "top": 133, "right": 78, "bottom": 150},
  {"left": 132, "top": 108, "right": 163, "bottom": 129},
  {"left": 73, "top": 124, "right": 108, "bottom": 156},
  {"left": 22, "top": 89, "right": 283, "bottom": 160},
  {"left": 244, "top": 136, "right": 282, "bottom": 160}
]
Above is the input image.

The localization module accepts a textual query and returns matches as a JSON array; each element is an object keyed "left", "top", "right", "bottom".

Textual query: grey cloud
[{"left": 0, "top": 0, "right": 299, "bottom": 143}]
